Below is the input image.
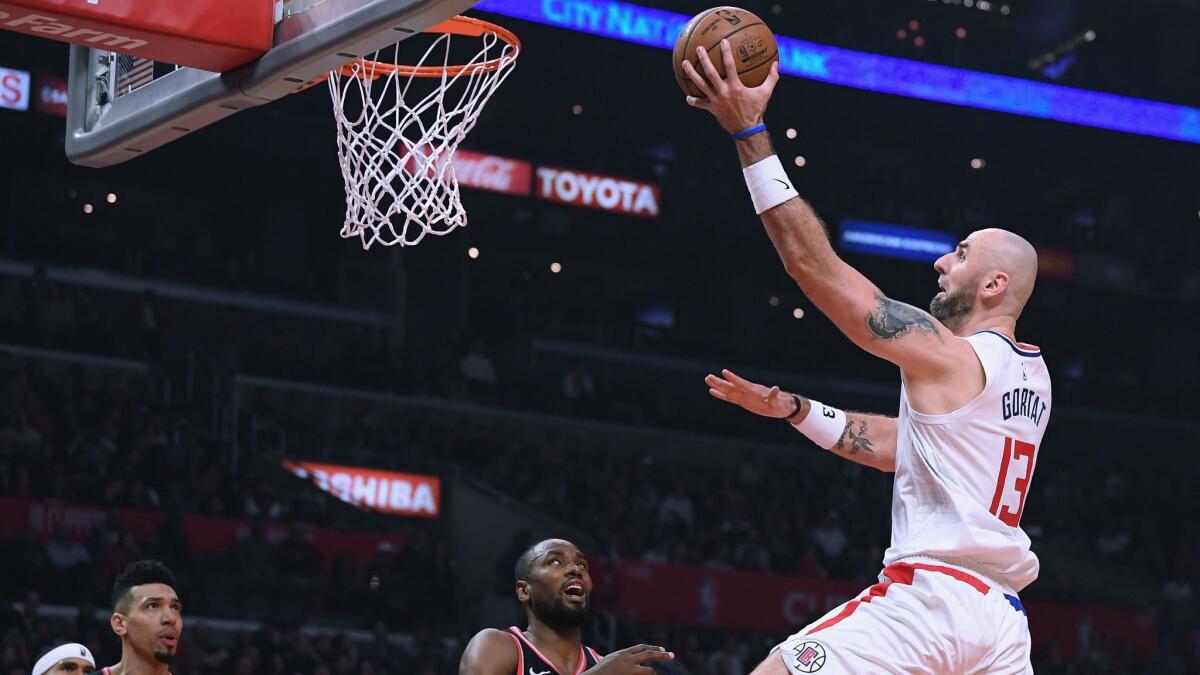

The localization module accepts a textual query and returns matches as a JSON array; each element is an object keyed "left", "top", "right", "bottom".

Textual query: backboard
[{"left": 65, "top": 0, "right": 477, "bottom": 167}]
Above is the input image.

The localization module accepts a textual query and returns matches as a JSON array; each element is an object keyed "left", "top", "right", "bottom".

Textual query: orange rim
[{"left": 318, "top": 15, "right": 519, "bottom": 83}]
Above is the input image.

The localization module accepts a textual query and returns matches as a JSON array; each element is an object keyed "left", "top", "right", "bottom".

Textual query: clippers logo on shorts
[{"left": 790, "top": 641, "right": 827, "bottom": 673}]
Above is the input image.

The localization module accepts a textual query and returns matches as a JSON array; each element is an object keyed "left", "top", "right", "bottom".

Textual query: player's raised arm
[{"left": 682, "top": 41, "right": 972, "bottom": 382}]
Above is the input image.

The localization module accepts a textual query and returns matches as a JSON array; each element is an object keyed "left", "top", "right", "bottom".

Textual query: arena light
[
  {"left": 82, "top": 203, "right": 93, "bottom": 214},
  {"left": 106, "top": 192, "right": 117, "bottom": 203},
  {"left": 768, "top": 295, "right": 780, "bottom": 307},
  {"left": 786, "top": 127, "right": 798, "bottom": 139},
  {"left": 468, "top": 246, "right": 480, "bottom": 259},
  {"left": 794, "top": 155, "right": 807, "bottom": 167},
  {"left": 971, "top": 157, "right": 986, "bottom": 169},
  {"left": 792, "top": 308, "right": 805, "bottom": 319},
  {"left": 550, "top": 261, "right": 563, "bottom": 273},
  {"left": 572, "top": 103, "right": 584, "bottom": 115},
  {"left": 476, "top": 0, "right": 1200, "bottom": 144}
]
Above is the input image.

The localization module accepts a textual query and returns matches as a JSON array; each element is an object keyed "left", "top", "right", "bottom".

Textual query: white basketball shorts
[{"left": 776, "top": 561, "right": 1032, "bottom": 674}]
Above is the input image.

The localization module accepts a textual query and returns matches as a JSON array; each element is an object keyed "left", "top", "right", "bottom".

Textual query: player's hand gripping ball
[{"left": 672, "top": 6, "right": 778, "bottom": 97}]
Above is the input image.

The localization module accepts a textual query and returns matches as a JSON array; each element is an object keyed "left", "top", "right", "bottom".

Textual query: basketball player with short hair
[
  {"left": 31, "top": 643, "right": 95, "bottom": 675},
  {"left": 101, "top": 560, "right": 182, "bottom": 675},
  {"left": 684, "top": 42, "right": 1049, "bottom": 674},
  {"left": 459, "top": 538, "right": 675, "bottom": 675}
]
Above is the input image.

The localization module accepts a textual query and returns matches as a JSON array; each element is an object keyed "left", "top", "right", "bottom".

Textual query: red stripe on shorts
[
  {"left": 804, "top": 562, "right": 990, "bottom": 635},
  {"left": 883, "top": 562, "right": 990, "bottom": 594},
  {"left": 805, "top": 579, "right": 893, "bottom": 634}
]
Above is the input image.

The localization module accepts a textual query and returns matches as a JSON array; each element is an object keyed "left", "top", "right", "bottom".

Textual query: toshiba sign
[
  {"left": 283, "top": 460, "right": 440, "bottom": 518},
  {"left": 454, "top": 150, "right": 532, "bottom": 196},
  {"left": 536, "top": 166, "right": 661, "bottom": 218}
]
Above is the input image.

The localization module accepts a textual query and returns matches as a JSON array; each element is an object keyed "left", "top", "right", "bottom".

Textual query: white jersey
[{"left": 883, "top": 330, "right": 1051, "bottom": 593}]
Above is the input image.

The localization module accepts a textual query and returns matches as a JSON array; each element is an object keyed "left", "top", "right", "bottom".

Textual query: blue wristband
[{"left": 732, "top": 123, "right": 767, "bottom": 139}]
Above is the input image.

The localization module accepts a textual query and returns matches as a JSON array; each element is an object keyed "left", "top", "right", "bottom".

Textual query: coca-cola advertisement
[{"left": 453, "top": 149, "right": 533, "bottom": 196}]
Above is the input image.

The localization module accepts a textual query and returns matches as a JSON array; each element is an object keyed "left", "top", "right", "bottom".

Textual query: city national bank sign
[{"left": 283, "top": 460, "right": 440, "bottom": 518}]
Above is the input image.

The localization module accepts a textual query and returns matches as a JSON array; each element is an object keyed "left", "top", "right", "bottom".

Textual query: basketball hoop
[{"left": 321, "top": 16, "right": 519, "bottom": 249}]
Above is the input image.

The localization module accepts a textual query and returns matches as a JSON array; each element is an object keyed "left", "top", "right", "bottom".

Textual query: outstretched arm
[
  {"left": 683, "top": 43, "right": 971, "bottom": 382},
  {"left": 706, "top": 369, "right": 896, "bottom": 472}
]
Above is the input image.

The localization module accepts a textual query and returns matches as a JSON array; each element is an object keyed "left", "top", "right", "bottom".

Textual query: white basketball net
[{"left": 327, "top": 25, "right": 518, "bottom": 249}]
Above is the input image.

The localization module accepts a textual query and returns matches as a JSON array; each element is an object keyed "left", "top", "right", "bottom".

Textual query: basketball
[{"left": 672, "top": 6, "right": 778, "bottom": 97}]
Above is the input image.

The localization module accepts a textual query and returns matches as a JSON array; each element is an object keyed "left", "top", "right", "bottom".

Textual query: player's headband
[{"left": 32, "top": 643, "right": 95, "bottom": 675}]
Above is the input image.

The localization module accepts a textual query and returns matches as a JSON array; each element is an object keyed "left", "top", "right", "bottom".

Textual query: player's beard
[
  {"left": 930, "top": 279, "right": 976, "bottom": 329},
  {"left": 153, "top": 651, "right": 176, "bottom": 665},
  {"left": 529, "top": 584, "right": 589, "bottom": 628}
]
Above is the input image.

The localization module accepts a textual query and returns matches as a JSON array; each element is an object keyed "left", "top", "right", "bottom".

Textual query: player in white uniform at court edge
[{"left": 682, "top": 41, "right": 1051, "bottom": 674}]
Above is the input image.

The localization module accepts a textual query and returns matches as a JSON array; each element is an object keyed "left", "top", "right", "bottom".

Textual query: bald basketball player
[
  {"left": 459, "top": 538, "right": 675, "bottom": 675},
  {"left": 684, "top": 43, "right": 1049, "bottom": 674},
  {"left": 101, "top": 560, "right": 182, "bottom": 675}
]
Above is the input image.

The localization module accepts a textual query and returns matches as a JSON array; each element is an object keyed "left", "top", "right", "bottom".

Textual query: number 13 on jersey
[{"left": 988, "top": 437, "right": 1036, "bottom": 527}]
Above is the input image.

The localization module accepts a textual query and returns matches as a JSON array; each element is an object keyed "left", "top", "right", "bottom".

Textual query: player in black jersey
[{"left": 460, "top": 538, "right": 675, "bottom": 675}]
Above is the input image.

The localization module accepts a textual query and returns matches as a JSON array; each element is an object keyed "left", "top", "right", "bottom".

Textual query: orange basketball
[{"left": 672, "top": 7, "right": 778, "bottom": 97}]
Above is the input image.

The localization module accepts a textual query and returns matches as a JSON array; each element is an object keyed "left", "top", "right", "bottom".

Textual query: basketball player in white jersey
[
  {"left": 101, "top": 560, "right": 181, "bottom": 675},
  {"left": 683, "top": 42, "right": 1049, "bottom": 673}
]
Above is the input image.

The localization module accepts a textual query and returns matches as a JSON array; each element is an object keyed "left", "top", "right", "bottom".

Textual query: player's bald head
[{"left": 970, "top": 228, "right": 1037, "bottom": 315}]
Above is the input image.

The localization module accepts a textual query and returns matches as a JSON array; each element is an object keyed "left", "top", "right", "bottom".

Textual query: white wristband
[
  {"left": 743, "top": 155, "right": 799, "bottom": 215},
  {"left": 791, "top": 398, "right": 846, "bottom": 449}
]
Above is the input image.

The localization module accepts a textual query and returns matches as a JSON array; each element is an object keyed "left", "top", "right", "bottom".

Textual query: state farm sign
[
  {"left": 283, "top": 460, "right": 440, "bottom": 518},
  {"left": 536, "top": 166, "right": 660, "bottom": 218},
  {"left": 454, "top": 150, "right": 531, "bottom": 196},
  {"left": 0, "top": 66, "right": 30, "bottom": 111}
]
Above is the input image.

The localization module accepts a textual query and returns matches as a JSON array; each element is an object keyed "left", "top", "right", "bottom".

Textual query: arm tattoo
[
  {"left": 866, "top": 294, "right": 942, "bottom": 341},
  {"left": 835, "top": 419, "right": 875, "bottom": 455}
]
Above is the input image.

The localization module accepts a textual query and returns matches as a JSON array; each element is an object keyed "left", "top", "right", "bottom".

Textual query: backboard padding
[{"left": 65, "top": 0, "right": 477, "bottom": 167}]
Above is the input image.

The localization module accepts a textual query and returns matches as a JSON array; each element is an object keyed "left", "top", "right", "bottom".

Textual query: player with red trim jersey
[{"left": 459, "top": 538, "right": 675, "bottom": 675}]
